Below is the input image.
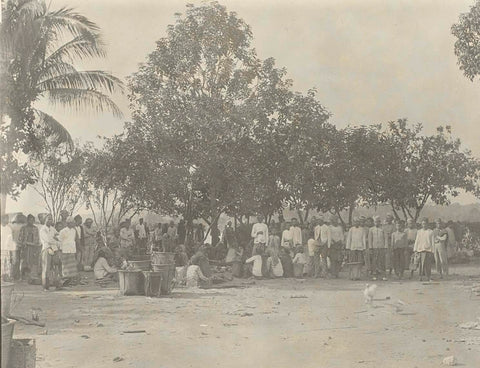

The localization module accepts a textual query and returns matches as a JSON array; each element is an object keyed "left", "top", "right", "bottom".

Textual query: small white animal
[{"left": 363, "top": 284, "right": 377, "bottom": 304}]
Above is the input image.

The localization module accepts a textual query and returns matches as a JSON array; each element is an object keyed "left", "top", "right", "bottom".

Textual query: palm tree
[{"left": 0, "top": 0, "right": 124, "bottom": 214}]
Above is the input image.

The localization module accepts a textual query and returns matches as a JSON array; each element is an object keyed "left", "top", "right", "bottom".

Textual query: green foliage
[{"left": 452, "top": 0, "right": 480, "bottom": 81}]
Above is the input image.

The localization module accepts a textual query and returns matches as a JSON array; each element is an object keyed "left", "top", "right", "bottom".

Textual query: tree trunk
[
  {"left": 1, "top": 192, "right": 6, "bottom": 216},
  {"left": 348, "top": 204, "right": 355, "bottom": 227}
]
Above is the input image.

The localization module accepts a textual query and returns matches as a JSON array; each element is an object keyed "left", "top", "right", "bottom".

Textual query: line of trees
[{"left": 1, "top": 2, "right": 480, "bottom": 248}]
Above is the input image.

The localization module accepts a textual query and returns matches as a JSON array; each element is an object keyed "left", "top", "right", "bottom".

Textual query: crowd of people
[
  {"left": 226, "top": 214, "right": 460, "bottom": 282},
  {"left": 0, "top": 210, "right": 466, "bottom": 292}
]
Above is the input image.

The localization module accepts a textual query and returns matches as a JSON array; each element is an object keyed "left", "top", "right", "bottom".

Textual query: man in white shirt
[
  {"left": 289, "top": 218, "right": 302, "bottom": 250},
  {"left": 39, "top": 215, "right": 60, "bottom": 290},
  {"left": 413, "top": 218, "right": 434, "bottom": 282},
  {"left": 327, "top": 216, "right": 345, "bottom": 278},
  {"left": 251, "top": 215, "right": 268, "bottom": 255},
  {"left": 368, "top": 216, "right": 388, "bottom": 281},
  {"left": 1, "top": 215, "right": 15, "bottom": 280},
  {"left": 59, "top": 217, "right": 78, "bottom": 280},
  {"left": 120, "top": 219, "right": 135, "bottom": 258},
  {"left": 135, "top": 218, "right": 148, "bottom": 254},
  {"left": 314, "top": 217, "right": 329, "bottom": 277}
]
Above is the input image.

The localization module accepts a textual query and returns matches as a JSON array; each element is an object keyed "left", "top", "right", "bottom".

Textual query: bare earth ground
[{"left": 9, "top": 262, "right": 480, "bottom": 368}]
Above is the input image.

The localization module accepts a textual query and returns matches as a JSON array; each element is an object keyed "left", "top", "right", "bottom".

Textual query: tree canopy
[{"left": 452, "top": 0, "right": 480, "bottom": 81}]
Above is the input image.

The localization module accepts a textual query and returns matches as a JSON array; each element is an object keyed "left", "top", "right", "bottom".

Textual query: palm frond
[
  {"left": 44, "top": 33, "right": 107, "bottom": 65},
  {"left": 33, "top": 109, "right": 74, "bottom": 148},
  {"left": 40, "top": 6, "right": 100, "bottom": 38},
  {"left": 46, "top": 88, "right": 124, "bottom": 118},
  {"left": 36, "top": 61, "right": 78, "bottom": 83},
  {"left": 37, "top": 70, "right": 124, "bottom": 94}
]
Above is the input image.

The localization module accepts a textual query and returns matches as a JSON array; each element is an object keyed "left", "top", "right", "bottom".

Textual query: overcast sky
[{"left": 8, "top": 0, "right": 480, "bottom": 213}]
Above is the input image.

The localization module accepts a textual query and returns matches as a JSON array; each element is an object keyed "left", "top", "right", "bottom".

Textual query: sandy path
[{"left": 9, "top": 263, "right": 480, "bottom": 368}]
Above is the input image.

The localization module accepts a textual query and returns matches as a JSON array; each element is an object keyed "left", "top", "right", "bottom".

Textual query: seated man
[
  {"left": 190, "top": 245, "right": 212, "bottom": 278},
  {"left": 94, "top": 250, "right": 118, "bottom": 281},
  {"left": 186, "top": 264, "right": 210, "bottom": 288}
]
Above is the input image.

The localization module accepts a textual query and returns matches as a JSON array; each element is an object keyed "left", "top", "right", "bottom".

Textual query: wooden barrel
[
  {"left": 143, "top": 271, "right": 162, "bottom": 297},
  {"left": 118, "top": 270, "right": 145, "bottom": 295}
]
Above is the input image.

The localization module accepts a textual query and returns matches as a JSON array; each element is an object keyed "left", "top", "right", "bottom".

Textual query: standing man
[
  {"left": 39, "top": 215, "right": 60, "bottom": 291},
  {"left": 251, "top": 215, "right": 269, "bottom": 255},
  {"left": 223, "top": 221, "right": 239, "bottom": 264},
  {"left": 135, "top": 218, "right": 148, "bottom": 255},
  {"left": 58, "top": 217, "right": 79, "bottom": 282},
  {"left": 1, "top": 215, "right": 15, "bottom": 281},
  {"left": 280, "top": 221, "right": 293, "bottom": 255},
  {"left": 446, "top": 221, "right": 457, "bottom": 259},
  {"left": 405, "top": 219, "right": 417, "bottom": 272},
  {"left": 314, "top": 217, "right": 330, "bottom": 278},
  {"left": 346, "top": 218, "right": 366, "bottom": 262},
  {"left": 432, "top": 218, "right": 449, "bottom": 278},
  {"left": 327, "top": 216, "right": 345, "bottom": 278},
  {"left": 414, "top": 218, "right": 434, "bottom": 282},
  {"left": 56, "top": 209, "right": 69, "bottom": 231},
  {"left": 119, "top": 219, "right": 135, "bottom": 258},
  {"left": 74, "top": 215, "right": 84, "bottom": 269},
  {"left": 177, "top": 219, "right": 186, "bottom": 245},
  {"left": 290, "top": 218, "right": 302, "bottom": 251},
  {"left": 18, "top": 214, "right": 41, "bottom": 280},
  {"left": 383, "top": 214, "right": 395, "bottom": 276},
  {"left": 368, "top": 216, "right": 388, "bottom": 281},
  {"left": 361, "top": 217, "right": 373, "bottom": 276},
  {"left": 82, "top": 218, "right": 97, "bottom": 270}
]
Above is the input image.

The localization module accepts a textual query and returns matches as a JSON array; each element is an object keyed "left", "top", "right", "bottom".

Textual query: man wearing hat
[
  {"left": 58, "top": 216, "right": 79, "bottom": 282},
  {"left": 82, "top": 218, "right": 97, "bottom": 270},
  {"left": 56, "top": 209, "right": 70, "bottom": 231}
]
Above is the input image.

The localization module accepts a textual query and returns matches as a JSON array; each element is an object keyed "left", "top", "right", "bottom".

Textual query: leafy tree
[
  {"left": 29, "top": 139, "right": 85, "bottom": 222},
  {"left": 0, "top": 123, "right": 36, "bottom": 213},
  {"left": 452, "top": 0, "right": 480, "bottom": 81},
  {"left": 81, "top": 141, "right": 141, "bottom": 244},
  {"left": 314, "top": 125, "right": 384, "bottom": 226},
  {"left": 371, "top": 120, "right": 480, "bottom": 221},
  {"left": 127, "top": 2, "right": 267, "bottom": 242}
]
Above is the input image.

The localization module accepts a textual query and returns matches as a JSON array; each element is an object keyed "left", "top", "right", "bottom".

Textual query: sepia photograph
[{"left": 1, "top": 0, "right": 480, "bottom": 367}]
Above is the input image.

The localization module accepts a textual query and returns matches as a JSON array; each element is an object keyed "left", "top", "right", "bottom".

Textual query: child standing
[{"left": 292, "top": 248, "right": 307, "bottom": 278}]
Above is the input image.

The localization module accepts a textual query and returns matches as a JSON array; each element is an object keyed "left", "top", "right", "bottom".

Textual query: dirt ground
[{"left": 8, "top": 262, "right": 480, "bottom": 368}]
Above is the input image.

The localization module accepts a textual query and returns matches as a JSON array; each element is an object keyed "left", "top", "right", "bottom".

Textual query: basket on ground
[
  {"left": 151, "top": 252, "right": 175, "bottom": 265},
  {"left": 126, "top": 260, "right": 151, "bottom": 271}
]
